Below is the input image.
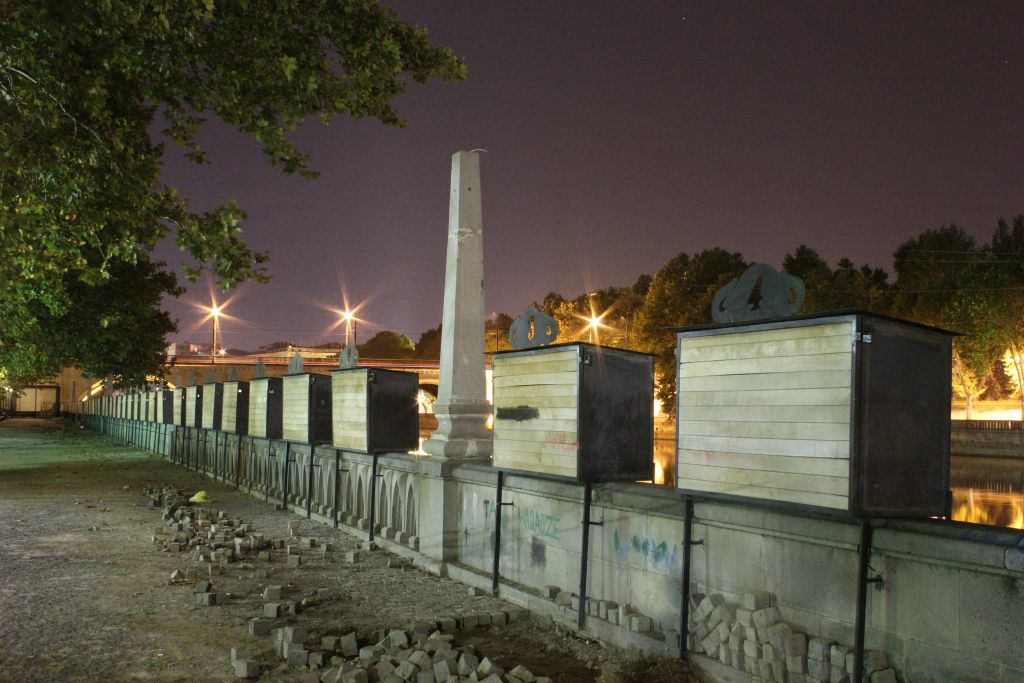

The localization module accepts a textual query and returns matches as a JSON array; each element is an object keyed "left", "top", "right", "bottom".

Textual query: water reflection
[{"left": 951, "top": 456, "right": 1024, "bottom": 529}]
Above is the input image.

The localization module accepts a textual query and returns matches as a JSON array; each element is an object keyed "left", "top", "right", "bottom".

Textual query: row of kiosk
[
  {"left": 65, "top": 309, "right": 954, "bottom": 681},
  {"left": 66, "top": 366, "right": 420, "bottom": 454}
]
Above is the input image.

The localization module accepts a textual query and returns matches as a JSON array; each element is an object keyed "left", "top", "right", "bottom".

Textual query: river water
[
  {"left": 653, "top": 439, "right": 1023, "bottom": 530},
  {"left": 951, "top": 456, "right": 1024, "bottom": 529}
]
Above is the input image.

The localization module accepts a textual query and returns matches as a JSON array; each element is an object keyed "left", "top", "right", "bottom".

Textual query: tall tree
[
  {"left": 632, "top": 248, "right": 747, "bottom": 413},
  {"left": 984, "top": 216, "right": 1024, "bottom": 418},
  {"left": 0, "top": 1, "right": 464, "bottom": 387},
  {"left": 782, "top": 245, "right": 891, "bottom": 314},
  {"left": 415, "top": 325, "right": 442, "bottom": 360},
  {"left": 359, "top": 331, "right": 415, "bottom": 359},
  {"left": 0, "top": 256, "right": 180, "bottom": 387},
  {"left": 891, "top": 225, "right": 994, "bottom": 416}
]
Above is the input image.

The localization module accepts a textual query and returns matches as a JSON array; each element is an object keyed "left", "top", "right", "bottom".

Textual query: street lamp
[
  {"left": 340, "top": 309, "right": 358, "bottom": 347},
  {"left": 210, "top": 305, "right": 221, "bottom": 364}
]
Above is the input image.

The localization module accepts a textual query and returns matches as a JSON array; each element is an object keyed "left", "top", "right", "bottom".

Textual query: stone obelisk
[{"left": 423, "top": 151, "right": 493, "bottom": 459}]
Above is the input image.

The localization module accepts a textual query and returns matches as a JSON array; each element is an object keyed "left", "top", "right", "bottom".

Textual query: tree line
[{"left": 529, "top": 217, "right": 1024, "bottom": 417}]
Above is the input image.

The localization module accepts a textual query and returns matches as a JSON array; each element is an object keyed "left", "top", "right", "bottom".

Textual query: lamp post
[
  {"left": 210, "top": 305, "right": 221, "bottom": 364},
  {"left": 340, "top": 310, "right": 357, "bottom": 347}
]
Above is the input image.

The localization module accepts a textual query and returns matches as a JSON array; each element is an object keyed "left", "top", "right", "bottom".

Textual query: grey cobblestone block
[
  {"left": 870, "top": 670, "right": 897, "bottom": 683},
  {"left": 339, "top": 632, "right": 359, "bottom": 657},
  {"left": 743, "top": 591, "right": 772, "bottom": 610},
  {"left": 808, "top": 638, "right": 833, "bottom": 662},
  {"left": 248, "top": 618, "right": 271, "bottom": 637},
  {"left": 233, "top": 659, "right": 259, "bottom": 679},
  {"left": 287, "top": 647, "right": 310, "bottom": 668},
  {"left": 195, "top": 592, "right": 218, "bottom": 606}
]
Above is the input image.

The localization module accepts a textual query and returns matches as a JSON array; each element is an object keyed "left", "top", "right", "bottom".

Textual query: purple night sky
[{"left": 154, "top": 2, "right": 1024, "bottom": 351}]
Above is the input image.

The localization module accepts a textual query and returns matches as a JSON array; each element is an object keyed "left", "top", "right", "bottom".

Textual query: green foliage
[
  {"left": 0, "top": 256, "right": 181, "bottom": 388},
  {"left": 782, "top": 245, "right": 891, "bottom": 313},
  {"left": 632, "top": 249, "right": 747, "bottom": 413},
  {"left": 0, "top": 0, "right": 464, "bottom": 387},
  {"left": 359, "top": 330, "right": 415, "bottom": 359},
  {"left": 415, "top": 325, "right": 442, "bottom": 360}
]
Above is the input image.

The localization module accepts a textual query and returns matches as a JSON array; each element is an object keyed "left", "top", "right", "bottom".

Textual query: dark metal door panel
[{"left": 856, "top": 317, "right": 952, "bottom": 517}]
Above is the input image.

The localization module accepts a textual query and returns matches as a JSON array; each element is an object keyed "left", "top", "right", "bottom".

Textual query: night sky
[{"left": 154, "top": 2, "right": 1024, "bottom": 351}]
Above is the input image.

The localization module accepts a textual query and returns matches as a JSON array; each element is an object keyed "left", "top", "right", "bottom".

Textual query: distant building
[{"left": 165, "top": 341, "right": 213, "bottom": 357}]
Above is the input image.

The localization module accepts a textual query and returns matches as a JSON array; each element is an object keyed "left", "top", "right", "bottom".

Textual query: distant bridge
[{"left": 164, "top": 356, "right": 443, "bottom": 396}]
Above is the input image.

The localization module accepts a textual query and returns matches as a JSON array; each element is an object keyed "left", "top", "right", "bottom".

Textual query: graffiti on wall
[
  {"left": 484, "top": 500, "right": 561, "bottom": 540},
  {"left": 613, "top": 528, "right": 679, "bottom": 571}
]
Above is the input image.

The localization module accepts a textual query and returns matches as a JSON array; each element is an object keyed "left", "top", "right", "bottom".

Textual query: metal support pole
[
  {"left": 333, "top": 451, "right": 342, "bottom": 529},
  {"left": 235, "top": 436, "right": 244, "bottom": 487},
  {"left": 854, "top": 518, "right": 877, "bottom": 683},
  {"left": 218, "top": 432, "right": 225, "bottom": 482},
  {"left": 187, "top": 427, "right": 194, "bottom": 469},
  {"left": 368, "top": 454, "right": 380, "bottom": 542},
  {"left": 492, "top": 471, "right": 515, "bottom": 594},
  {"left": 578, "top": 481, "right": 602, "bottom": 629},
  {"left": 281, "top": 442, "right": 292, "bottom": 511},
  {"left": 265, "top": 447, "right": 275, "bottom": 503},
  {"left": 307, "top": 457, "right": 320, "bottom": 519},
  {"left": 679, "top": 496, "right": 704, "bottom": 659}
]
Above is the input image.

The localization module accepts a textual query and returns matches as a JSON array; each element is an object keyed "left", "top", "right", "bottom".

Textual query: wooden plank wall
[
  {"left": 173, "top": 391, "right": 183, "bottom": 426},
  {"left": 222, "top": 382, "right": 238, "bottom": 434},
  {"left": 202, "top": 385, "right": 217, "bottom": 429},
  {"left": 249, "top": 380, "right": 268, "bottom": 438},
  {"left": 332, "top": 371, "right": 368, "bottom": 451},
  {"left": 187, "top": 387, "right": 200, "bottom": 426},
  {"left": 493, "top": 348, "right": 580, "bottom": 479},
  {"left": 676, "top": 321, "right": 853, "bottom": 510},
  {"left": 282, "top": 375, "right": 310, "bottom": 442}
]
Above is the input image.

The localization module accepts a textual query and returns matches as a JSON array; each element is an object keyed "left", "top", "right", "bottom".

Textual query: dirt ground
[{"left": 0, "top": 418, "right": 697, "bottom": 682}]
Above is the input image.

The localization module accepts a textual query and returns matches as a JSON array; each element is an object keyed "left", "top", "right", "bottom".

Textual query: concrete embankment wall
[
  {"left": 951, "top": 422, "right": 1024, "bottom": 459},
  {"left": 81, "top": 415, "right": 1024, "bottom": 682}
]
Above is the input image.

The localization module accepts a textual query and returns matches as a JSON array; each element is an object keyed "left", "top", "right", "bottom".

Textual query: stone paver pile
[{"left": 146, "top": 484, "right": 559, "bottom": 681}]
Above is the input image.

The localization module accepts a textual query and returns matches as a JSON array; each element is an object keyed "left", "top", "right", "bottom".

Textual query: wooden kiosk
[
  {"left": 330, "top": 367, "right": 419, "bottom": 453},
  {"left": 221, "top": 379, "right": 250, "bottom": 435},
  {"left": 673, "top": 311, "right": 953, "bottom": 517},
  {"left": 670, "top": 265, "right": 955, "bottom": 680},
  {"left": 491, "top": 319, "right": 655, "bottom": 627},
  {"left": 248, "top": 369, "right": 283, "bottom": 440}
]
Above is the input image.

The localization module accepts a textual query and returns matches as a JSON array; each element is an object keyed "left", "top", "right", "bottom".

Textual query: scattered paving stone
[
  {"left": 195, "top": 592, "right": 218, "bottom": 606},
  {"left": 288, "top": 555, "right": 302, "bottom": 568},
  {"left": 263, "top": 585, "right": 283, "bottom": 601},
  {"left": 233, "top": 659, "right": 259, "bottom": 679},
  {"left": 248, "top": 618, "right": 272, "bottom": 637}
]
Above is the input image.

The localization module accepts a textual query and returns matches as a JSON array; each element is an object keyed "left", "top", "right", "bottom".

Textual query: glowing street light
[
  {"left": 201, "top": 301, "right": 225, "bottom": 364},
  {"left": 339, "top": 309, "right": 358, "bottom": 347},
  {"left": 585, "top": 313, "right": 606, "bottom": 343}
]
